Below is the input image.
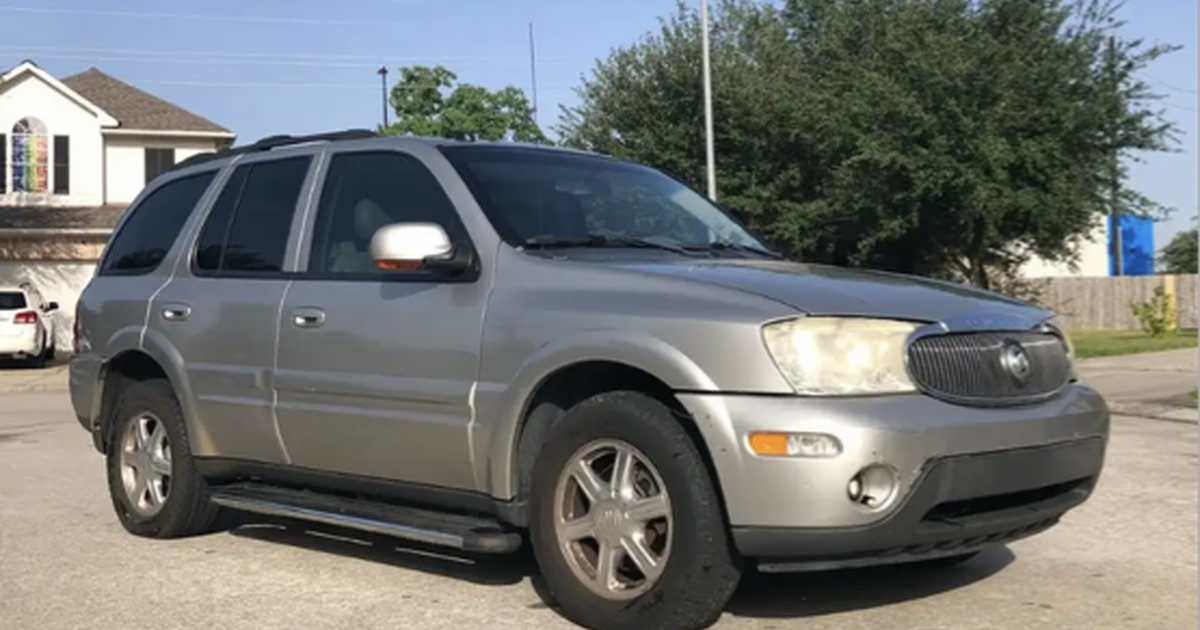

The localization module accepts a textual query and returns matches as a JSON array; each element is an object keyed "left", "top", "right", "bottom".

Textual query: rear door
[
  {"left": 146, "top": 153, "right": 318, "bottom": 464},
  {"left": 80, "top": 169, "right": 223, "bottom": 357}
]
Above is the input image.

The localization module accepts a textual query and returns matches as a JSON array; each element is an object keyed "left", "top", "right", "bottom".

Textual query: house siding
[
  {"left": 1020, "top": 219, "right": 1112, "bottom": 278},
  {"left": 0, "top": 71, "right": 105, "bottom": 207},
  {"left": 104, "top": 135, "right": 222, "bottom": 204}
]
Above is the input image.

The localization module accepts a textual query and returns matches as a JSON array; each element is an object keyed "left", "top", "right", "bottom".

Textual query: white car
[{"left": 0, "top": 282, "right": 59, "bottom": 367}]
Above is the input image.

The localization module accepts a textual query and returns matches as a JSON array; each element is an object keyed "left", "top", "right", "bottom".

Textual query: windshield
[{"left": 440, "top": 146, "right": 767, "bottom": 252}]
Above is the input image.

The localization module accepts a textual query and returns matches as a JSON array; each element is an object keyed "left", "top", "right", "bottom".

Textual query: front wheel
[{"left": 529, "top": 391, "right": 742, "bottom": 630}]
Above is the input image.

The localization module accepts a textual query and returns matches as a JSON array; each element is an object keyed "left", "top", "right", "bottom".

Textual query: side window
[
  {"left": 307, "top": 151, "right": 469, "bottom": 275},
  {"left": 194, "top": 165, "right": 249, "bottom": 272},
  {"left": 98, "top": 170, "right": 218, "bottom": 276},
  {"left": 193, "top": 156, "right": 311, "bottom": 275}
]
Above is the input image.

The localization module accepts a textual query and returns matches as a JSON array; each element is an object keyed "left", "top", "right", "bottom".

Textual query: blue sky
[{"left": 2, "top": 0, "right": 1195, "bottom": 247}]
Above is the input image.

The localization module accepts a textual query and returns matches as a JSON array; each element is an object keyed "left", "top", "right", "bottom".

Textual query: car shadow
[
  {"left": 227, "top": 516, "right": 536, "bottom": 587},
  {"left": 0, "top": 355, "right": 69, "bottom": 370},
  {"left": 725, "top": 547, "right": 1016, "bottom": 619},
  {"left": 227, "top": 515, "right": 1014, "bottom": 621}
]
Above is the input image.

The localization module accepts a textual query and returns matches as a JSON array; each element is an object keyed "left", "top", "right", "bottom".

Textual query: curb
[{"left": 1109, "top": 400, "right": 1198, "bottom": 424}]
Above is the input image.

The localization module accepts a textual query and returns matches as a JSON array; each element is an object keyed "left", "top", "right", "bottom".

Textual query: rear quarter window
[
  {"left": 0, "top": 292, "right": 27, "bottom": 310},
  {"left": 98, "top": 170, "right": 219, "bottom": 276}
]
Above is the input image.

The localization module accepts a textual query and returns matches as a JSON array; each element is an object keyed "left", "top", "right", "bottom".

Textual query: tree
[
  {"left": 1159, "top": 225, "right": 1198, "bottom": 274},
  {"left": 559, "top": 0, "right": 1180, "bottom": 289},
  {"left": 380, "top": 65, "right": 546, "bottom": 143}
]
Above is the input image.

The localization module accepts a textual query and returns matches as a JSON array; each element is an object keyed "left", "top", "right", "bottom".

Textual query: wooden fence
[{"left": 1037, "top": 274, "right": 1198, "bottom": 330}]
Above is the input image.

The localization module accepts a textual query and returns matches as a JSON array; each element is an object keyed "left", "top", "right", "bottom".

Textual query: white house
[{"left": 0, "top": 60, "right": 235, "bottom": 350}]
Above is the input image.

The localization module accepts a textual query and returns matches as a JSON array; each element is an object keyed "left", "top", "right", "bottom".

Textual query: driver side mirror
[
  {"left": 369, "top": 222, "right": 472, "bottom": 275},
  {"left": 45, "top": 301, "right": 59, "bottom": 312}
]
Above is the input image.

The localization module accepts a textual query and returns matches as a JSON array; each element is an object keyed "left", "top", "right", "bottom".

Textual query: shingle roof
[
  {"left": 0, "top": 205, "right": 127, "bottom": 232},
  {"left": 60, "top": 68, "right": 232, "bottom": 135}
]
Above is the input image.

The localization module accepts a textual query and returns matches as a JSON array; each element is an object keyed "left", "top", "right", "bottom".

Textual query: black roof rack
[{"left": 172, "top": 128, "right": 378, "bottom": 171}]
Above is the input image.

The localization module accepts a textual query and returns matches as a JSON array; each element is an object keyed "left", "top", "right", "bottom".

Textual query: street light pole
[
  {"left": 377, "top": 66, "right": 389, "bottom": 128},
  {"left": 700, "top": 0, "right": 717, "bottom": 201}
]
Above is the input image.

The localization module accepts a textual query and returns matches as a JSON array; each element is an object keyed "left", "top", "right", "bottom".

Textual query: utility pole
[
  {"left": 529, "top": 23, "right": 540, "bottom": 128},
  {"left": 377, "top": 66, "right": 389, "bottom": 128},
  {"left": 1106, "top": 36, "right": 1123, "bottom": 276},
  {"left": 700, "top": 0, "right": 717, "bottom": 201}
]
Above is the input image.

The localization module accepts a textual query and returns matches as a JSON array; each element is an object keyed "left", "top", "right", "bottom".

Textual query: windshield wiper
[
  {"left": 523, "top": 234, "right": 699, "bottom": 255},
  {"left": 683, "top": 241, "right": 784, "bottom": 259}
]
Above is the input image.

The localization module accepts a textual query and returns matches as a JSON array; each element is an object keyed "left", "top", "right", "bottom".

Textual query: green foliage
[
  {"left": 1159, "top": 226, "right": 1198, "bottom": 274},
  {"left": 379, "top": 65, "right": 546, "bottom": 143},
  {"left": 558, "top": 0, "right": 1180, "bottom": 288},
  {"left": 1130, "top": 286, "right": 1176, "bottom": 337}
]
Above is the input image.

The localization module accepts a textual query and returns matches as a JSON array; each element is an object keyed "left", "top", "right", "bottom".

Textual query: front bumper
[{"left": 676, "top": 383, "right": 1109, "bottom": 562}]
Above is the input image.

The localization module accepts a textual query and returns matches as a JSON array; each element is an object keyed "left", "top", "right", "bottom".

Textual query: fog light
[
  {"left": 748, "top": 432, "right": 842, "bottom": 458},
  {"left": 847, "top": 465, "right": 899, "bottom": 510}
]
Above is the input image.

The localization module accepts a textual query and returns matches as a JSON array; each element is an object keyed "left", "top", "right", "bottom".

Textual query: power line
[
  {"left": 127, "top": 78, "right": 573, "bottom": 91},
  {"left": 1, "top": 45, "right": 553, "bottom": 65},
  {"left": 0, "top": 5, "right": 406, "bottom": 27},
  {"left": 1145, "top": 73, "right": 1199, "bottom": 95},
  {"left": 3, "top": 51, "right": 566, "bottom": 71},
  {"left": 1161, "top": 101, "right": 1199, "bottom": 113}
]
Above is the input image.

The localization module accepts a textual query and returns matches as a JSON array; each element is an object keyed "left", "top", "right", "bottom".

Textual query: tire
[
  {"left": 29, "top": 334, "right": 47, "bottom": 369},
  {"left": 528, "top": 391, "right": 742, "bottom": 630},
  {"left": 105, "top": 378, "right": 224, "bottom": 538},
  {"left": 42, "top": 339, "right": 55, "bottom": 363}
]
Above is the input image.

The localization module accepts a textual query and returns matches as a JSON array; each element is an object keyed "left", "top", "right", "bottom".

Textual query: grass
[{"left": 1067, "top": 329, "right": 1199, "bottom": 359}]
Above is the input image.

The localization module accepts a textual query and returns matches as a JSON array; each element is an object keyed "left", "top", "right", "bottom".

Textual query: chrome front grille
[{"left": 906, "top": 331, "right": 1072, "bottom": 406}]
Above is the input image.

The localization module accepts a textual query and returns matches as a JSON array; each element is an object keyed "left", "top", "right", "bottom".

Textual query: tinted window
[
  {"left": 99, "top": 171, "right": 218, "bottom": 275},
  {"left": 194, "top": 165, "right": 249, "bottom": 272},
  {"left": 0, "top": 292, "right": 26, "bottom": 310},
  {"left": 441, "top": 146, "right": 764, "bottom": 250},
  {"left": 194, "top": 157, "right": 310, "bottom": 275},
  {"left": 307, "top": 151, "right": 468, "bottom": 275}
]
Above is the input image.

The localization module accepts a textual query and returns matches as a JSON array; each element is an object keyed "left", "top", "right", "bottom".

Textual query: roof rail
[{"left": 172, "top": 128, "right": 378, "bottom": 171}]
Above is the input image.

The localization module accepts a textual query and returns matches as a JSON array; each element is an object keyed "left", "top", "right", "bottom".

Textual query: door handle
[
  {"left": 292, "top": 307, "right": 326, "bottom": 329},
  {"left": 161, "top": 303, "right": 192, "bottom": 322}
]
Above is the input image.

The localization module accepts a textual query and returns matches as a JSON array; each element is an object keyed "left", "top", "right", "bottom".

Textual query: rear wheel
[
  {"left": 529, "top": 391, "right": 741, "bottom": 630},
  {"left": 29, "top": 333, "right": 47, "bottom": 368},
  {"left": 105, "top": 378, "right": 224, "bottom": 538}
]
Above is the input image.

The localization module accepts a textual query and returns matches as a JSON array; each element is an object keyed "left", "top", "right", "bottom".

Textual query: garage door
[{"left": 0, "top": 261, "right": 96, "bottom": 352}]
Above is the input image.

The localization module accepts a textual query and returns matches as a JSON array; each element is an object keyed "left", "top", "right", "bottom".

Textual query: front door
[{"left": 273, "top": 148, "right": 489, "bottom": 491}]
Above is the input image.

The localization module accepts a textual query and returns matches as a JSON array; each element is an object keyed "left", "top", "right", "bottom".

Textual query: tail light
[{"left": 13, "top": 310, "right": 38, "bottom": 325}]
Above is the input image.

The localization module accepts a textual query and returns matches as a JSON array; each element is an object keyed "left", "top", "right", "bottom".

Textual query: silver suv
[{"left": 70, "top": 130, "right": 1109, "bottom": 630}]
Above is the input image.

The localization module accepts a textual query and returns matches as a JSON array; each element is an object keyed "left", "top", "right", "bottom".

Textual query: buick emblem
[{"left": 999, "top": 340, "right": 1032, "bottom": 386}]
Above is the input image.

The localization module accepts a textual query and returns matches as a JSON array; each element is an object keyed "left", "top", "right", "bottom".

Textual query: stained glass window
[{"left": 12, "top": 117, "right": 49, "bottom": 194}]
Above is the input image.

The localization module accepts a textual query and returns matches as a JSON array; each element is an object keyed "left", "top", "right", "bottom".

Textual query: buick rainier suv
[{"left": 70, "top": 130, "right": 1109, "bottom": 630}]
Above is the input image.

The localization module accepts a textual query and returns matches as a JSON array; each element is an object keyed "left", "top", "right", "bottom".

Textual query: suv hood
[{"left": 601, "top": 258, "right": 1051, "bottom": 326}]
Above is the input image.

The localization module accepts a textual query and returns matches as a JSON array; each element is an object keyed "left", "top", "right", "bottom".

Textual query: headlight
[
  {"left": 1044, "top": 316, "right": 1075, "bottom": 358},
  {"left": 761, "top": 317, "right": 920, "bottom": 396}
]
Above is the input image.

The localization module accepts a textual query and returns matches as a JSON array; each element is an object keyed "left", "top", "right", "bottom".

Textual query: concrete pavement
[
  {"left": 0, "top": 348, "right": 1195, "bottom": 629},
  {"left": 0, "top": 390, "right": 1194, "bottom": 629}
]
